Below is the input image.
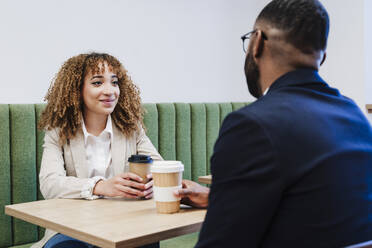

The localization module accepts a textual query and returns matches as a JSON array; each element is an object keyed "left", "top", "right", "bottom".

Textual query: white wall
[
  {"left": 321, "top": 0, "right": 365, "bottom": 110},
  {"left": 0, "top": 0, "right": 368, "bottom": 113},
  {"left": 365, "top": 0, "right": 372, "bottom": 121},
  {"left": 0, "top": 0, "right": 266, "bottom": 104}
]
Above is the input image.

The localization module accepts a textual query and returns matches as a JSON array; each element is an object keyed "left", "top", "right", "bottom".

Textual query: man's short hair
[{"left": 257, "top": 0, "right": 329, "bottom": 53}]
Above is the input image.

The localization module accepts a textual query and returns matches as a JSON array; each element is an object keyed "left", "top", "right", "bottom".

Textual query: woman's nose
[{"left": 102, "top": 83, "right": 114, "bottom": 95}]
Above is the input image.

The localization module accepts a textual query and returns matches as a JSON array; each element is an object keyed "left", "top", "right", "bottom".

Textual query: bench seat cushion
[
  {"left": 161, "top": 232, "right": 199, "bottom": 248},
  {"left": 9, "top": 243, "right": 33, "bottom": 248}
]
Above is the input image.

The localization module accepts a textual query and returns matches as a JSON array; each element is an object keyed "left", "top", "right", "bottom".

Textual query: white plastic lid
[{"left": 151, "top": 161, "right": 184, "bottom": 173}]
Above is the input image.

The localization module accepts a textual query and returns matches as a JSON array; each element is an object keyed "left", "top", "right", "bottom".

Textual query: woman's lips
[{"left": 100, "top": 99, "right": 115, "bottom": 106}]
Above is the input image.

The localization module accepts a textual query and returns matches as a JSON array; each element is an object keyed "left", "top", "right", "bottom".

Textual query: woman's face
[{"left": 82, "top": 62, "right": 120, "bottom": 118}]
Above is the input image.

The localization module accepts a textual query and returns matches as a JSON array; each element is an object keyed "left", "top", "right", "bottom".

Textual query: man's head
[{"left": 244, "top": 0, "right": 330, "bottom": 98}]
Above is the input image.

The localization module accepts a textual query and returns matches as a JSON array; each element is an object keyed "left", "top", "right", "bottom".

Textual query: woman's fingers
[
  {"left": 145, "top": 180, "right": 153, "bottom": 189},
  {"left": 109, "top": 173, "right": 156, "bottom": 198},
  {"left": 121, "top": 172, "right": 143, "bottom": 183},
  {"left": 116, "top": 174, "right": 146, "bottom": 190},
  {"left": 119, "top": 191, "right": 139, "bottom": 199},
  {"left": 145, "top": 192, "right": 153, "bottom": 199},
  {"left": 115, "top": 184, "right": 144, "bottom": 196},
  {"left": 143, "top": 185, "right": 153, "bottom": 197},
  {"left": 146, "top": 174, "right": 153, "bottom": 180}
]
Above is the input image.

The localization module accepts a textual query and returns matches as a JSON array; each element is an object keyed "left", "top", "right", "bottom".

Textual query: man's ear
[
  {"left": 320, "top": 52, "right": 326, "bottom": 66},
  {"left": 252, "top": 30, "right": 265, "bottom": 59}
]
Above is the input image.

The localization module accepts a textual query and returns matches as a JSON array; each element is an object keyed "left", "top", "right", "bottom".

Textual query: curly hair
[{"left": 38, "top": 52, "right": 144, "bottom": 145}]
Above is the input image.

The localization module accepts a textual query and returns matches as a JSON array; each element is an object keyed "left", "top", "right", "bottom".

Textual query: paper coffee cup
[
  {"left": 128, "top": 155, "right": 153, "bottom": 184},
  {"left": 151, "top": 161, "right": 184, "bottom": 214}
]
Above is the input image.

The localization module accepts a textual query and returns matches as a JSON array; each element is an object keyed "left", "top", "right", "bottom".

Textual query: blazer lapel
[
  {"left": 69, "top": 130, "right": 89, "bottom": 178},
  {"left": 112, "top": 124, "right": 126, "bottom": 175}
]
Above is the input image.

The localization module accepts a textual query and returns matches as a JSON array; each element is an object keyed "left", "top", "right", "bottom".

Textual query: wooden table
[
  {"left": 198, "top": 175, "right": 212, "bottom": 184},
  {"left": 5, "top": 198, "right": 206, "bottom": 248},
  {"left": 366, "top": 104, "right": 372, "bottom": 113}
]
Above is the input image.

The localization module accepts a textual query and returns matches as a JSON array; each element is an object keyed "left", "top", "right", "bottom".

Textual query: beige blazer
[{"left": 32, "top": 124, "right": 162, "bottom": 248}]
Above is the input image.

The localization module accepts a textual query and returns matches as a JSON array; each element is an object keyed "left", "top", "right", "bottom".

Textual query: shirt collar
[
  {"left": 268, "top": 68, "right": 327, "bottom": 93},
  {"left": 81, "top": 115, "right": 113, "bottom": 145}
]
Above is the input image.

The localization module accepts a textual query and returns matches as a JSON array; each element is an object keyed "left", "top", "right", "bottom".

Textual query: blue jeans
[
  {"left": 44, "top": 233, "right": 160, "bottom": 248},
  {"left": 44, "top": 234, "right": 94, "bottom": 248}
]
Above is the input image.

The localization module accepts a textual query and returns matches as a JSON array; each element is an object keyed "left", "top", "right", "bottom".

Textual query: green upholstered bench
[{"left": 0, "top": 102, "right": 248, "bottom": 248}]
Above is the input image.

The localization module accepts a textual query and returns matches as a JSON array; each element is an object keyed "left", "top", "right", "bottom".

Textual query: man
[{"left": 175, "top": 0, "right": 372, "bottom": 247}]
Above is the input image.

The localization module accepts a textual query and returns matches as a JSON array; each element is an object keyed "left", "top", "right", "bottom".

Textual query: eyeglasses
[{"left": 241, "top": 29, "right": 268, "bottom": 53}]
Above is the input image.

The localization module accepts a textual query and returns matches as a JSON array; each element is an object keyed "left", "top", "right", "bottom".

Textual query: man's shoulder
[
  {"left": 227, "top": 95, "right": 282, "bottom": 125},
  {"left": 218, "top": 102, "right": 273, "bottom": 144}
]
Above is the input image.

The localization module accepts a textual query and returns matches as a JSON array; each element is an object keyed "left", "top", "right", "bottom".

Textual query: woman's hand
[
  {"left": 143, "top": 174, "right": 154, "bottom": 199},
  {"left": 174, "top": 179, "right": 210, "bottom": 208},
  {"left": 93, "top": 172, "right": 154, "bottom": 199}
]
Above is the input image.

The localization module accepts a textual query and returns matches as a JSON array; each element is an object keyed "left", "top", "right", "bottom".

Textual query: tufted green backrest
[{"left": 0, "top": 102, "right": 249, "bottom": 247}]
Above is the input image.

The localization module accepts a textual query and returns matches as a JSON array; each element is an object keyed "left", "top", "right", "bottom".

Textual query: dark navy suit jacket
[{"left": 196, "top": 69, "right": 372, "bottom": 247}]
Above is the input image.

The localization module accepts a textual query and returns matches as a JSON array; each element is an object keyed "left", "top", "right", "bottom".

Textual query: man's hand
[
  {"left": 174, "top": 179, "right": 210, "bottom": 208},
  {"left": 93, "top": 172, "right": 153, "bottom": 199}
]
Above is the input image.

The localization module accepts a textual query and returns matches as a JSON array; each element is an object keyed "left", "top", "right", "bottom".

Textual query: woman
[{"left": 34, "top": 53, "right": 162, "bottom": 248}]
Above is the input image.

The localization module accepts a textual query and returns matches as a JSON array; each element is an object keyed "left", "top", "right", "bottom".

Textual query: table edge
[
  {"left": 116, "top": 222, "right": 203, "bottom": 247},
  {"left": 198, "top": 175, "right": 212, "bottom": 184},
  {"left": 5, "top": 204, "right": 115, "bottom": 248},
  {"left": 5, "top": 201, "right": 205, "bottom": 248}
]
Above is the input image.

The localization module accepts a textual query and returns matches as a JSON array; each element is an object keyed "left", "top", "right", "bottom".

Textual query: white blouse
[{"left": 80, "top": 115, "right": 114, "bottom": 199}]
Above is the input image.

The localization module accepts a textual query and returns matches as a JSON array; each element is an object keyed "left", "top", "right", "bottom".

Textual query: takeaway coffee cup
[
  {"left": 151, "top": 161, "right": 184, "bottom": 214},
  {"left": 128, "top": 155, "right": 153, "bottom": 184}
]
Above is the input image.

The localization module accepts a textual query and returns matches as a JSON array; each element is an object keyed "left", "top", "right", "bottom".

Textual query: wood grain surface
[
  {"left": 198, "top": 175, "right": 212, "bottom": 184},
  {"left": 5, "top": 198, "right": 206, "bottom": 248}
]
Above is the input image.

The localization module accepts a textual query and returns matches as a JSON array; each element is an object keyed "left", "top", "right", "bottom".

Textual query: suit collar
[
  {"left": 69, "top": 130, "right": 88, "bottom": 178},
  {"left": 112, "top": 123, "right": 126, "bottom": 176},
  {"left": 268, "top": 68, "right": 327, "bottom": 93}
]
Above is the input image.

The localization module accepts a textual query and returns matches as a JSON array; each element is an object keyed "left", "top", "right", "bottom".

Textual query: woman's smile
[{"left": 100, "top": 98, "right": 116, "bottom": 107}]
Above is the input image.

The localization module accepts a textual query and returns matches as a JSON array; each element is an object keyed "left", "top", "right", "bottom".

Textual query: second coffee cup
[
  {"left": 151, "top": 161, "right": 184, "bottom": 214},
  {"left": 128, "top": 154, "right": 153, "bottom": 184}
]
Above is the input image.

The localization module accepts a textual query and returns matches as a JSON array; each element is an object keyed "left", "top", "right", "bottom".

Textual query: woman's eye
[
  {"left": 92, "top": 81, "right": 102, "bottom": 86},
  {"left": 112, "top": 81, "right": 119, "bottom": 86}
]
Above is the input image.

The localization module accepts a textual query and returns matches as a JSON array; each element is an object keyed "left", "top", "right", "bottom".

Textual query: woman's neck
[{"left": 83, "top": 112, "right": 108, "bottom": 136}]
